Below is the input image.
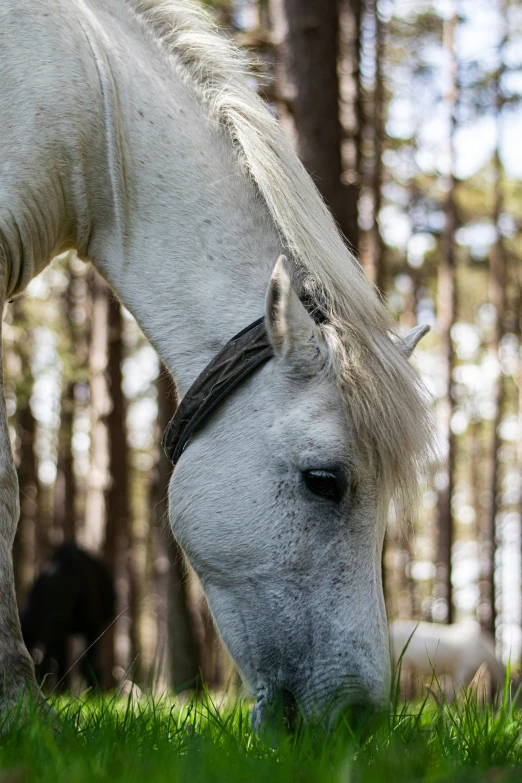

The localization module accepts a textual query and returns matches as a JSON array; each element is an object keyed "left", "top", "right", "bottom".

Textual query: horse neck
[{"left": 74, "top": 0, "right": 283, "bottom": 392}]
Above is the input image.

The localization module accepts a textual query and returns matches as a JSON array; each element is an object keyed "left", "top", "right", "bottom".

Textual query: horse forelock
[{"left": 123, "top": 0, "right": 436, "bottom": 519}]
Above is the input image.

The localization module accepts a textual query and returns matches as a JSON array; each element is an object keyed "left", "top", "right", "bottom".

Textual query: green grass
[{"left": 1, "top": 683, "right": 522, "bottom": 782}]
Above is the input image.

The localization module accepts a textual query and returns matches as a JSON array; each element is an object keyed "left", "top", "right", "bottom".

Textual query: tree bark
[
  {"left": 84, "top": 273, "right": 109, "bottom": 554},
  {"left": 9, "top": 299, "right": 37, "bottom": 606},
  {"left": 13, "top": 393, "right": 37, "bottom": 607},
  {"left": 153, "top": 370, "right": 200, "bottom": 690},
  {"left": 55, "top": 380, "right": 76, "bottom": 542},
  {"left": 434, "top": 9, "right": 458, "bottom": 625},
  {"left": 484, "top": 6, "right": 507, "bottom": 640},
  {"left": 104, "top": 295, "right": 138, "bottom": 683},
  {"left": 371, "top": 0, "right": 386, "bottom": 294},
  {"left": 339, "top": 0, "right": 362, "bottom": 251},
  {"left": 55, "top": 264, "right": 78, "bottom": 542},
  {"left": 269, "top": 0, "right": 359, "bottom": 248}
]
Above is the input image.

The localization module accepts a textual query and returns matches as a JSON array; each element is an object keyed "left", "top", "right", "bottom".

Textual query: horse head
[{"left": 168, "top": 257, "right": 428, "bottom": 730}]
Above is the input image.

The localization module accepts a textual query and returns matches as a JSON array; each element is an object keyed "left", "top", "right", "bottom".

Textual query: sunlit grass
[{"left": 1, "top": 678, "right": 522, "bottom": 782}]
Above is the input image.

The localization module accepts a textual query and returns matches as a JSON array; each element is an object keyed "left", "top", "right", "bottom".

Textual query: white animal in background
[{"left": 389, "top": 620, "right": 506, "bottom": 694}]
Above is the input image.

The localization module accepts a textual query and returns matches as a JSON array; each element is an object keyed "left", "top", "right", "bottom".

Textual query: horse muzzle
[{"left": 250, "top": 679, "right": 385, "bottom": 737}]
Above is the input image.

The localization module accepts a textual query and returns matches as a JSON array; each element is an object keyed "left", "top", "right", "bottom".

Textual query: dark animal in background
[{"left": 21, "top": 543, "right": 115, "bottom": 691}]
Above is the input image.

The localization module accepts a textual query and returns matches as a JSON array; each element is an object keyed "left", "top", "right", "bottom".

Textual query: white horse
[
  {"left": 389, "top": 621, "right": 506, "bottom": 696},
  {"left": 0, "top": 0, "right": 433, "bottom": 727}
]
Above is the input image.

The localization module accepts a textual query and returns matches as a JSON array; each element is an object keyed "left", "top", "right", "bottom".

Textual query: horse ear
[
  {"left": 401, "top": 324, "right": 430, "bottom": 358},
  {"left": 265, "top": 256, "right": 318, "bottom": 357}
]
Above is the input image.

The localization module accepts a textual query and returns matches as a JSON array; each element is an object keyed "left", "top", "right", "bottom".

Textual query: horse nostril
[
  {"left": 279, "top": 688, "right": 299, "bottom": 733},
  {"left": 253, "top": 687, "right": 300, "bottom": 739},
  {"left": 350, "top": 703, "right": 368, "bottom": 726},
  {"left": 334, "top": 701, "right": 384, "bottom": 736}
]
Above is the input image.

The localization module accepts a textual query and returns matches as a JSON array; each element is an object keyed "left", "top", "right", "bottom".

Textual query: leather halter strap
[{"left": 162, "top": 317, "right": 274, "bottom": 465}]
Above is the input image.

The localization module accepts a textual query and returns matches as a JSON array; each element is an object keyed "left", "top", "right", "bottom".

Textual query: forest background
[{"left": 9, "top": 0, "right": 522, "bottom": 692}]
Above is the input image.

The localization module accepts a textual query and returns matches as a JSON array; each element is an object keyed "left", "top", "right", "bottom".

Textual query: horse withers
[{"left": 21, "top": 544, "right": 115, "bottom": 691}]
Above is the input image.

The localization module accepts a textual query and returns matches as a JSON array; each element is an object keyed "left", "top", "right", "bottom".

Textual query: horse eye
[{"left": 303, "top": 470, "right": 342, "bottom": 501}]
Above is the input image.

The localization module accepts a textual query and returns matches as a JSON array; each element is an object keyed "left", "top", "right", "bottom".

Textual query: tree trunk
[
  {"left": 517, "top": 328, "right": 522, "bottom": 665},
  {"left": 269, "top": 0, "right": 359, "bottom": 248},
  {"left": 84, "top": 272, "right": 109, "bottom": 554},
  {"left": 63, "top": 255, "right": 92, "bottom": 550},
  {"left": 104, "top": 295, "right": 138, "bottom": 683},
  {"left": 9, "top": 298, "right": 37, "bottom": 605},
  {"left": 55, "top": 265, "right": 79, "bottom": 543},
  {"left": 434, "top": 9, "right": 458, "bottom": 625},
  {"left": 84, "top": 271, "right": 113, "bottom": 687},
  {"left": 485, "top": 7, "right": 507, "bottom": 640},
  {"left": 55, "top": 380, "right": 76, "bottom": 543},
  {"left": 339, "top": 0, "right": 362, "bottom": 251},
  {"left": 153, "top": 370, "right": 200, "bottom": 690},
  {"left": 371, "top": 0, "right": 386, "bottom": 294},
  {"left": 36, "top": 481, "right": 54, "bottom": 571},
  {"left": 13, "top": 393, "right": 37, "bottom": 607}
]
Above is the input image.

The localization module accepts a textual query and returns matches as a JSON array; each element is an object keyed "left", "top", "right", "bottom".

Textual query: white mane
[{"left": 124, "top": 0, "right": 435, "bottom": 514}]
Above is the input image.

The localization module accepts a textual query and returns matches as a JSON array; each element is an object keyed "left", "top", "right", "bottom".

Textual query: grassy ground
[{"left": 1, "top": 684, "right": 522, "bottom": 782}]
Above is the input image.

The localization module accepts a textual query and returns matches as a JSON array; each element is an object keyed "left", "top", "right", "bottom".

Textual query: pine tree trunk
[
  {"left": 84, "top": 273, "right": 109, "bottom": 554},
  {"left": 372, "top": 0, "right": 386, "bottom": 294},
  {"left": 10, "top": 298, "right": 37, "bottom": 605},
  {"left": 269, "top": 0, "right": 359, "bottom": 248},
  {"left": 64, "top": 256, "right": 92, "bottom": 550},
  {"left": 55, "top": 265, "right": 78, "bottom": 543},
  {"left": 485, "top": 9, "right": 507, "bottom": 640},
  {"left": 55, "top": 380, "right": 76, "bottom": 543},
  {"left": 84, "top": 272, "right": 112, "bottom": 686},
  {"left": 36, "top": 482, "right": 54, "bottom": 571},
  {"left": 153, "top": 370, "right": 200, "bottom": 690},
  {"left": 470, "top": 418, "right": 488, "bottom": 625},
  {"left": 516, "top": 276, "right": 522, "bottom": 666},
  {"left": 434, "top": 10, "right": 458, "bottom": 625},
  {"left": 105, "top": 295, "right": 139, "bottom": 682},
  {"left": 13, "top": 391, "right": 37, "bottom": 607},
  {"left": 339, "top": 0, "right": 362, "bottom": 251}
]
